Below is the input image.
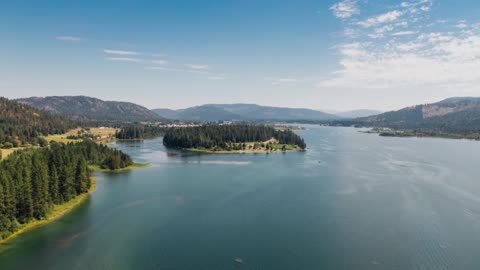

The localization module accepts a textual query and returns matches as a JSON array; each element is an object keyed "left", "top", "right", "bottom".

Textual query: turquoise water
[{"left": 1, "top": 126, "right": 480, "bottom": 269}]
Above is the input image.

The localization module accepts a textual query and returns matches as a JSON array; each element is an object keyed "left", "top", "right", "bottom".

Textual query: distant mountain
[
  {"left": 153, "top": 106, "right": 245, "bottom": 122},
  {"left": 153, "top": 104, "right": 339, "bottom": 122},
  {"left": 334, "top": 109, "right": 382, "bottom": 118},
  {"left": 342, "top": 97, "right": 480, "bottom": 130},
  {"left": 151, "top": 108, "right": 181, "bottom": 120},
  {"left": 0, "top": 97, "right": 73, "bottom": 146},
  {"left": 17, "top": 96, "right": 163, "bottom": 122}
]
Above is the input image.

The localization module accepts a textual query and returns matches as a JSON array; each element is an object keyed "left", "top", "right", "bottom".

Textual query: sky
[{"left": 1, "top": 0, "right": 480, "bottom": 111}]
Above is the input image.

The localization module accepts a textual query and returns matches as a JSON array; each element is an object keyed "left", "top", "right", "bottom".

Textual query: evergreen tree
[{"left": 0, "top": 140, "right": 134, "bottom": 240}]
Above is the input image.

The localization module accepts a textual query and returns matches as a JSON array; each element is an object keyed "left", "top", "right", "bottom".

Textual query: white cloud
[
  {"left": 401, "top": 0, "right": 433, "bottom": 9},
  {"left": 147, "top": 66, "right": 209, "bottom": 74},
  {"left": 370, "top": 25, "right": 395, "bottom": 38},
  {"left": 185, "top": 64, "right": 210, "bottom": 70},
  {"left": 392, "top": 31, "right": 416, "bottom": 36},
  {"left": 56, "top": 36, "right": 82, "bottom": 42},
  {"left": 320, "top": 0, "right": 480, "bottom": 108},
  {"left": 105, "top": 57, "right": 141, "bottom": 62},
  {"left": 318, "top": 33, "right": 480, "bottom": 93},
  {"left": 151, "top": 60, "right": 168, "bottom": 65},
  {"left": 103, "top": 49, "right": 140, "bottom": 55},
  {"left": 419, "top": 6, "right": 430, "bottom": 12},
  {"left": 344, "top": 28, "right": 359, "bottom": 38},
  {"left": 396, "top": 42, "right": 425, "bottom": 51},
  {"left": 358, "top": 10, "right": 403, "bottom": 28},
  {"left": 330, "top": 0, "right": 359, "bottom": 19}
]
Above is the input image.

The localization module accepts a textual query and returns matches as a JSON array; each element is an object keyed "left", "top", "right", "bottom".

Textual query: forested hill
[
  {"left": 163, "top": 125, "right": 306, "bottom": 150},
  {"left": 17, "top": 96, "right": 163, "bottom": 122},
  {"left": 333, "top": 97, "right": 480, "bottom": 131},
  {"left": 0, "top": 97, "right": 73, "bottom": 147},
  {"left": 0, "top": 140, "right": 133, "bottom": 240},
  {"left": 153, "top": 104, "right": 339, "bottom": 122}
]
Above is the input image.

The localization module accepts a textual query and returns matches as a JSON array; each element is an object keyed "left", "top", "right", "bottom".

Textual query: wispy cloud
[
  {"left": 357, "top": 10, "right": 403, "bottom": 28},
  {"left": 185, "top": 64, "right": 210, "bottom": 70},
  {"left": 103, "top": 49, "right": 141, "bottom": 55},
  {"left": 320, "top": 0, "right": 480, "bottom": 99},
  {"left": 56, "top": 36, "right": 82, "bottom": 42},
  {"left": 392, "top": 31, "right": 416, "bottom": 36},
  {"left": 106, "top": 57, "right": 141, "bottom": 62},
  {"left": 151, "top": 60, "right": 169, "bottom": 65},
  {"left": 330, "top": 0, "right": 359, "bottom": 19},
  {"left": 147, "top": 65, "right": 227, "bottom": 81},
  {"left": 146, "top": 66, "right": 208, "bottom": 74}
]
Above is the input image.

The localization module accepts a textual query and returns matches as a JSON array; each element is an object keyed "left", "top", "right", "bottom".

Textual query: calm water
[{"left": 1, "top": 126, "right": 480, "bottom": 269}]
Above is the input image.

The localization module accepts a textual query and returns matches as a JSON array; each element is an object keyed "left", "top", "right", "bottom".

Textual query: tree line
[
  {"left": 115, "top": 125, "right": 167, "bottom": 140},
  {"left": 163, "top": 125, "right": 306, "bottom": 149},
  {"left": 0, "top": 140, "right": 132, "bottom": 239},
  {"left": 0, "top": 97, "right": 73, "bottom": 148}
]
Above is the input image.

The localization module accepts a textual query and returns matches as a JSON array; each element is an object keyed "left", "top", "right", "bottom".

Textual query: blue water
[{"left": 1, "top": 126, "right": 480, "bottom": 269}]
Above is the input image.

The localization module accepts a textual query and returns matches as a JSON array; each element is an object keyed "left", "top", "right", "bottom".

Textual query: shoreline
[
  {"left": 89, "top": 163, "right": 151, "bottom": 173},
  {"left": 184, "top": 147, "right": 304, "bottom": 154},
  {"left": 0, "top": 162, "right": 151, "bottom": 246},
  {"left": 359, "top": 128, "right": 480, "bottom": 141},
  {"left": 0, "top": 177, "right": 97, "bottom": 245}
]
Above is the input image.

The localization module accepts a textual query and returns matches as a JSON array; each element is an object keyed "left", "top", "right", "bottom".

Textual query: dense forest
[
  {"left": 17, "top": 96, "right": 163, "bottom": 122},
  {"left": 115, "top": 125, "right": 167, "bottom": 140},
  {"left": 163, "top": 125, "right": 306, "bottom": 149},
  {"left": 0, "top": 97, "right": 73, "bottom": 147},
  {"left": 0, "top": 140, "right": 132, "bottom": 239}
]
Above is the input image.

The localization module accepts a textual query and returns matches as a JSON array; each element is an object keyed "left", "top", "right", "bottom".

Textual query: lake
[{"left": 1, "top": 126, "right": 480, "bottom": 269}]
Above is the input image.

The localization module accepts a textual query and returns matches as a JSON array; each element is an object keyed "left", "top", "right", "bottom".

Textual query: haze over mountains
[
  {"left": 153, "top": 104, "right": 341, "bottom": 121},
  {"left": 333, "top": 109, "right": 383, "bottom": 119}
]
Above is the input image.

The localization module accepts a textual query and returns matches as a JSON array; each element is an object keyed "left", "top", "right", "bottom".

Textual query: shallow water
[{"left": 1, "top": 126, "right": 480, "bottom": 269}]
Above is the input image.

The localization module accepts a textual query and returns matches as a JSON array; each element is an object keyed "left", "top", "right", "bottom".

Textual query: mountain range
[
  {"left": 153, "top": 104, "right": 341, "bottom": 122},
  {"left": 342, "top": 97, "right": 480, "bottom": 130},
  {"left": 15, "top": 95, "right": 480, "bottom": 130},
  {"left": 17, "top": 96, "right": 162, "bottom": 122}
]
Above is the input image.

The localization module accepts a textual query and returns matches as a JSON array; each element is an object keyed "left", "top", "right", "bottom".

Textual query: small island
[{"left": 163, "top": 124, "right": 306, "bottom": 153}]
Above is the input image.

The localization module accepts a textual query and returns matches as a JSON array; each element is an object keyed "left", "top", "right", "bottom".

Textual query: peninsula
[{"left": 163, "top": 124, "right": 306, "bottom": 153}]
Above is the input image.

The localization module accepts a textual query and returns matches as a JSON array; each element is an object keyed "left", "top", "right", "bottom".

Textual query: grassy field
[
  {"left": 0, "top": 146, "right": 40, "bottom": 160},
  {"left": 1, "top": 147, "right": 22, "bottom": 160},
  {"left": 1, "top": 128, "right": 119, "bottom": 160},
  {"left": 0, "top": 177, "right": 97, "bottom": 245},
  {"left": 89, "top": 163, "right": 151, "bottom": 173},
  {"left": 43, "top": 127, "right": 118, "bottom": 143}
]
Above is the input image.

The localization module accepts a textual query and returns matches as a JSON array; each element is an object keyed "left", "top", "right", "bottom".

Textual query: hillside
[
  {"left": 0, "top": 97, "right": 73, "bottom": 147},
  {"left": 17, "top": 96, "right": 163, "bottom": 122},
  {"left": 339, "top": 97, "right": 480, "bottom": 130},
  {"left": 153, "top": 104, "right": 339, "bottom": 122}
]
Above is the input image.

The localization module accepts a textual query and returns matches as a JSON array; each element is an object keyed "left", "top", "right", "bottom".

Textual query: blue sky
[{"left": 1, "top": 0, "right": 480, "bottom": 111}]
